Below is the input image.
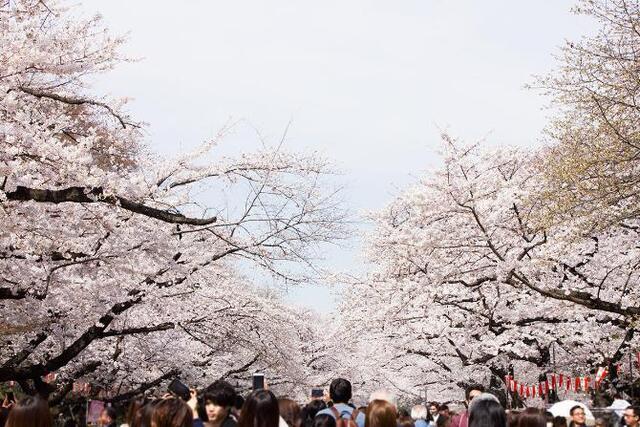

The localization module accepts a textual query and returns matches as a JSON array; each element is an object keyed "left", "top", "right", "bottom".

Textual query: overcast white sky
[{"left": 79, "top": 1, "right": 593, "bottom": 313}]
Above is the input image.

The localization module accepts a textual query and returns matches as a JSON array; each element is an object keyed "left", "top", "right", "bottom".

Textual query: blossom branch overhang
[{"left": 4, "top": 185, "right": 217, "bottom": 226}]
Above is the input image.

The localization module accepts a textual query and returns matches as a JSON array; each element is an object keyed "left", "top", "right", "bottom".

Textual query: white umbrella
[{"left": 549, "top": 400, "right": 595, "bottom": 420}]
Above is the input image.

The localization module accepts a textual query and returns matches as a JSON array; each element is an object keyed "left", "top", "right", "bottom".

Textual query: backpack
[{"left": 329, "top": 407, "right": 360, "bottom": 427}]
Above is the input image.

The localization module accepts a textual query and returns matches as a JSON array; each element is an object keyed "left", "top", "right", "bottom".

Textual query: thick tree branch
[{"left": 5, "top": 185, "right": 217, "bottom": 226}]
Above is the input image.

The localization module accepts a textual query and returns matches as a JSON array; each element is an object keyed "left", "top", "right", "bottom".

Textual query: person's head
[
  {"left": 411, "top": 405, "right": 428, "bottom": 421},
  {"left": 465, "top": 385, "right": 486, "bottom": 404},
  {"left": 436, "top": 415, "right": 450, "bottom": 427},
  {"left": 552, "top": 416, "right": 566, "bottom": 427},
  {"left": 569, "top": 406, "right": 586, "bottom": 426},
  {"left": 238, "top": 390, "right": 279, "bottom": 427},
  {"left": 232, "top": 395, "right": 245, "bottom": 419},
  {"left": 126, "top": 398, "right": 148, "bottom": 426},
  {"left": 279, "top": 398, "right": 302, "bottom": 427},
  {"left": 469, "top": 395, "right": 505, "bottom": 427},
  {"left": 365, "top": 400, "right": 398, "bottom": 427},
  {"left": 507, "top": 411, "right": 520, "bottom": 427},
  {"left": 399, "top": 416, "right": 415, "bottom": 427},
  {"left": 429, "top": 404, "right": 440, "bottom": 417},
  {"left": 303, "top": 400, "right": 326, "bottom": 426},
  {"left": 439, "top": 405, "right": 450, "bottom": 418},
  {"left": 313, "top": 414, "right": 336, "bottom": 427},
  {"left": 516, "top": 408, "right": 546, "bottom": 427},
  {"left": 132, "top": 400, "right": 158, "bottom": 427},
  {"left": 151, "top": 398, "right": 192, "bottom": 427},
  {"left": 99, "top": 407, "right": 117, "bottom": 426},
  {"left": 329, "top": 379, "right": 352, "bottom": 404},
  {"left": 624, "top": 407, "right": 640, "bottom": 427},
  {"left": 5, "top": 396, "right": 52, "bottom": 427},
  {"left": 594, "top": 419, "right": 606, "bottom": 427},
  {"left": 204, "top": 381, "right": 236, "bottom": 422}
]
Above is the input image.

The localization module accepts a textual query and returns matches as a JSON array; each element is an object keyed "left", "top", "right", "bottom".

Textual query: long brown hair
[
  {"left": 365, "top": 400, "right": 397, "bottom": 427},
  {"left": 279, "top": 398, "right": 302, "bottom": 427},
  {"left": 151, "top": 398, "right": 193, "bottom": 427},
  {"left": 238, "top": 390, "right": 279, "bottom": 427},
  {"left": 5, "top": 396, "right": 52, "bottom": 427}
]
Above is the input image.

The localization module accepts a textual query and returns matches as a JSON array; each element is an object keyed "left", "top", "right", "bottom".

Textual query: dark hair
[
  {"left": 238, "top": 390, "right": 279, "bottom": 427},
  {"left": 5, "top": 396, "right": 52, "bottom": 427},
  {"left": 151, "top": 398, "right": 192, "bottom": 427},
  {"left": 508, "top": 412, "right": 520, "bottom": 427},
  {"left": 552, "top": 416, "right": 567, "bottom": 427},
  {"left": 235, "top": 395, "right": 245, "bottom": 410},
  {"left": 399, "top": 416, "right": 415, "bottom": 427},
  {"left": 303, "top": 400, "right": 327, "bottom": 427},
  {"left": 569, "top": 407, "right": 584, "bottom": 417},
  {"left": 313, "top": 414, "right": 336, "bottom": 427},
  {"left": 465, "top": 385, "right": 486, "bottom": 401},
  {"left": 517, "top": 408, "right": 545, "bottom": 427},
  {"left": 205, "top": 380, "right": 237, "bottom": 408},
  {"left": 436, "top": 415, "right": 450, "bottom": 427},
  {"left": 329, "top": 378, "right": 352, "bottom": 404},
  {"left": 126, "top": 398, "right": 147, "bottom": 426},
  {"left": 132, "top": 400, "right": 158, "bottom": 427},
  {"left": 399, "top": 409, "right": 410, "bottom": 418},
  {"left": 439, "top": 405, "right": 449, "bottom": 413},
  {"left": 279, "top": 398, "right": 302, "bottom": 427},
  {"left": 469, "top": 399, "right": 505, "bottom": 427},
  {"left": 366, "top": 400, "right": 398, "bottom": 427},
  {"left": 103, "top": 406, "right": 117, "bottom": 422},
  {"left": 628, "top": 407, "right": 640, "bottom": 417}
]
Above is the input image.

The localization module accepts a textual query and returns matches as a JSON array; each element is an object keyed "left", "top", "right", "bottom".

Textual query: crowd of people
[{"left": 0, "top": 378, "right": 638, "bottom": 427}]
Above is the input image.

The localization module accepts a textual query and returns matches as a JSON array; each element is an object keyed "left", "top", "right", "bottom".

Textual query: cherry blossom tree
[
  {"left": 0, "top": 0, "right": 346, "bottom": 400},
  {"left": 340, "top": 137, "right": 640, "bottom": 403},
  {"left": 534, "top": 0, "right": 640, "bottom": 231}
]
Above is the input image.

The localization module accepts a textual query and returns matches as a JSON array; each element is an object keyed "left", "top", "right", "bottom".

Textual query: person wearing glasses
[
  {"left": 568, "top": 406, "right": 587, "bottom": 427},
  {"left": 624, "top": 407, "right": 640, "bottom": 427}
]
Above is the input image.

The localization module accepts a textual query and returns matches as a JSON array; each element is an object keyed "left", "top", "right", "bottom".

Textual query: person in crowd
[
  {"left": 279, "top": 399, "right": 302, "bottom": 427},
  {"left": 204, "top": 381, "right": 237, "bottom": 427},
  {"left": 303, "top": 401, "right": 327, "bottom": 427},
  {"left": 551, "top": 416, "right": 566, "bottom": 427},
  {"left": 568, "top": 406, "right": 587, "bottom": 427},
  {"left": 516, "top": 408, "right": 546, "bottom": 427},
  {"left": 411, "top": 405, "right": 429, "bottom": 427},
  {"left": 124, "top": 398, "right": 148, "bottom": 427},
  {"left": 365, "top": 400, "right": 397, "bottom": 427},
  {"left": 99, "top": 406, "right": 118, "bottom": 427},
  {"left": 237, "top": 390, "right": 280, "bottom": 427},
  {"left": 313, "top": 415, "right": 336, "bottom": 427},
  {"left": 232, "top": 396, "right": 245, "bottom": 421},
  {"left": 316, "top": 379, "right": 365, "bottom": 427},
  {"left": 468, "top": 393, "right": 505, "bottom": 427},
  {"left": 506, "top": 411, "right": 519, "bottom": 427},
  {"left": 130, "top": 399, "right": 158, "bottom": 427},
  {"left": 399, "top": 416, "right": 415, "bottom": 427},
  {"left": 594, "top": 419, "right": 606, "bottom": 427},
  {"left": 151, "top": 398, "right": 193, "bottom": 427},
  {"left": 399, "top": 409, "right": 410, "bottom": 419},
  {"left": 450, "top": 385, "right": 485, "bottom": 427},
  {"left": 4, "top": 395, "right": 52, "bottom": 427},
  {"left": 545, "top": 412, "right": 553, "bottom": 427},
  {"left": 439, "top": 406, "right": 451, "bottom": 420},
  {"left": 429, "top": 404, "right": 440, "bottom": 427},
  {"left": 623, "top": 407, "right": 640, "bottom": 427}
]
